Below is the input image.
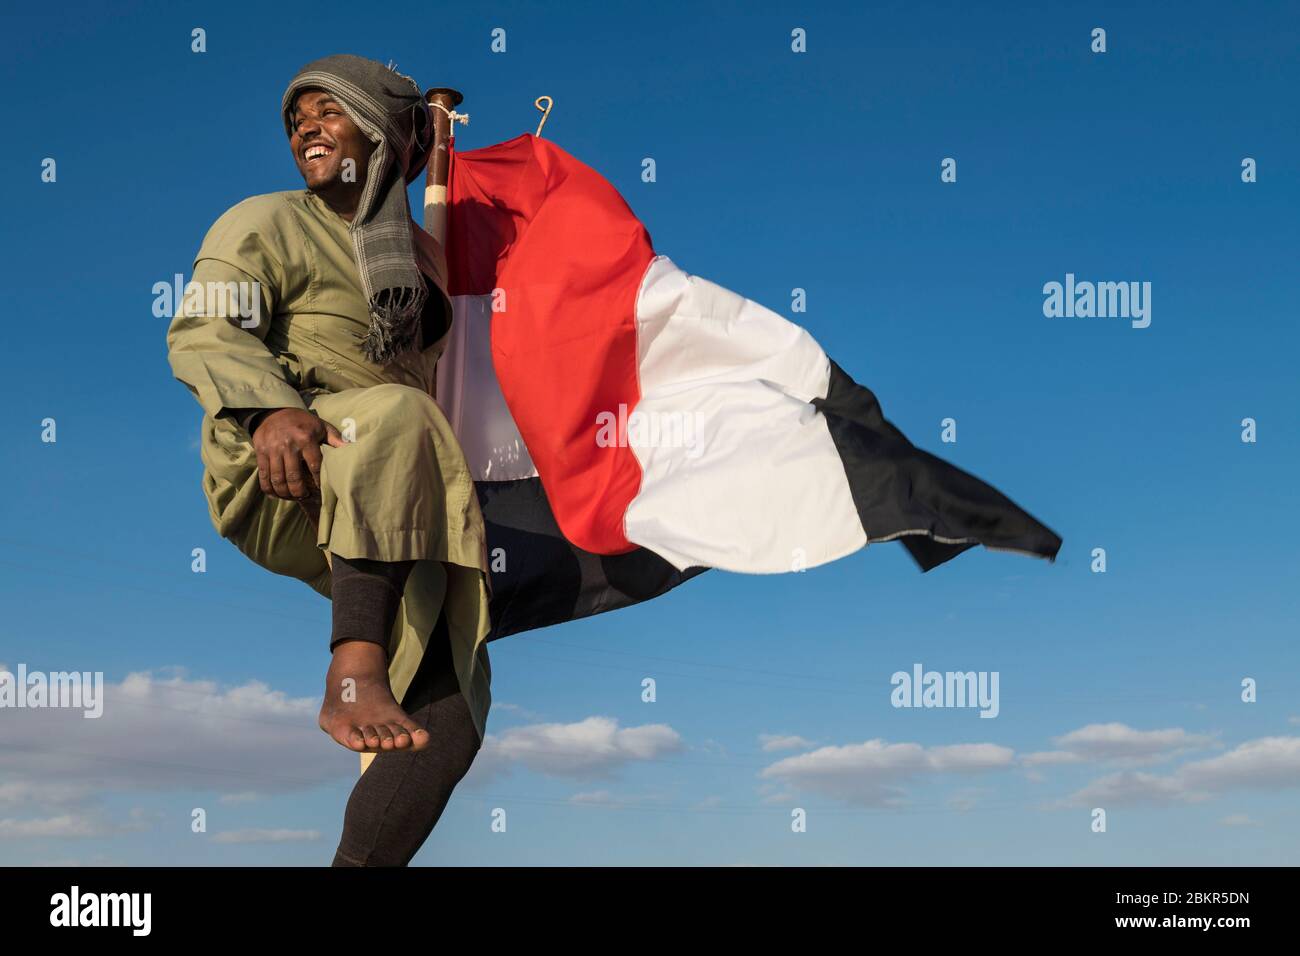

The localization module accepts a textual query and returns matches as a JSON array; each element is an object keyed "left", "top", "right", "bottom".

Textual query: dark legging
[{"left": 331, "top": 605, "right": 482, "bottom": 866}]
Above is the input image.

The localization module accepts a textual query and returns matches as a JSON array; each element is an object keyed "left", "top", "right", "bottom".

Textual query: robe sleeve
[{"left": 166, "top": 197, "right": 309, "bottom": 422}]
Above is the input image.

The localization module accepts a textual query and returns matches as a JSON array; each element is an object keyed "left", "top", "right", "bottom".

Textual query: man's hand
[{"left": 252, "top": 408, "right": 347, "bottom": 500}]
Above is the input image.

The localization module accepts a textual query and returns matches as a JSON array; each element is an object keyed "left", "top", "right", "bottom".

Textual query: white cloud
[
  {"left": 760, "top": 739, "right": 1015, "bottom": 807},
  {"left": 756, "top": 782, "right": 800, "bottom": 805},
  {"left": 1051, "top": 723, "right": 1215, "bottom": 764},
  {"left": 0, "top": 814, "right": 109, "bottom": 839},
  {"left": 568, "top": 789, "right": 668, "bottom": 807},
  {"left": 1220, "top": 814, "right": 1257, "bottom": 827},
  {"left": 0, "top": 669, "right": 349, "bottom": 815},
  {"left": 0, "top": 668, "right": 366, "bottom": 853},
  {"left": 1179, "top": 736, "right": 1300, "bottom": 792},
  {"left": 759, "top": 734, "right": 815, "bottom": 752},
  {"left": 0, "top": 804, "right": 164, "bottom": 841},
  {"left": 491, "top": 701, "right": 546, "bottom": 722},
  {"left": 1065, "top": 736, "right": 1300, "bottom": 808},
  {"left": 35, "top": 856, "right": 118, "bottom": 867},
  {"left": 927, "top": 743, "right": 1015, "bottom": 771},
  {"left": 569, "top": 789, "right": 618, "bottom": 805},
  {"left": 219, "top": 792, "right": 262, "bottom": 805},
  {"left": 1066, "top": 771, "right": 1206, "bottom": 808},
  {"left": 211, "top": 828, "right": 321, "bottom": 844},
  {"left": 0, "top": 780, "right": 94, "bottom": 808},
  {"left": 477, "top": 716, "right": 683, "bottom": 779},
  {"left": 121, "top": 806, "right": 163, "bottom": 832},
  {"left": 1020, "top": 750, "right": 1085, "bottom": 768}
]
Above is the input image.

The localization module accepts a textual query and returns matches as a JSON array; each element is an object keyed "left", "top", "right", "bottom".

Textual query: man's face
[{"left": 288, "top": 89, "right": 375, "bottom": 192}]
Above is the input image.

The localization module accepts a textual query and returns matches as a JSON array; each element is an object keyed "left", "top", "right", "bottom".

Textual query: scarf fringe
[{"left": 363, "top": 285, "right": 428, "bottom": 365}]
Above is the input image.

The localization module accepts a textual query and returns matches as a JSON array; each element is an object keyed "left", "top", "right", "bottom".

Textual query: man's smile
[{"left": 303, "top": 142, "right": 336, "bottom": 164}]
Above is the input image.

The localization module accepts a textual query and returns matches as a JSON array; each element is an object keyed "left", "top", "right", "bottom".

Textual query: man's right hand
[{"left": 252, "top": 408, "right": 347, "bottom": 500}]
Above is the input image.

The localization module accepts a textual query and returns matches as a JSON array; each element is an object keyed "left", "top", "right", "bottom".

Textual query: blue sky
[{"left": 1, "top": 0, "right": 1297, "bottom": 865}]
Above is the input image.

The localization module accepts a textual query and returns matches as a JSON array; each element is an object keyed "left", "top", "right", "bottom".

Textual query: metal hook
[{"left": 534, "top": 95, "right": 553, "bottom": 137}]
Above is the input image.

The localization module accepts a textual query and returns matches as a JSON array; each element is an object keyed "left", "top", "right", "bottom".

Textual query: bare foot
[{"left": 318, "top": 641, "right": 431, "bottom": 753}]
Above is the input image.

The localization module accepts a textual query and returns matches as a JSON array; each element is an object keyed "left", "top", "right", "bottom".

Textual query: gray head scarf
[{"left": 281, "top": 54, "right": 434, "bottom": 365}]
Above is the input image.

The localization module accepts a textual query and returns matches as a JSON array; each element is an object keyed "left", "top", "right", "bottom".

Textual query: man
[{"left": 166, "top": 54, "right": 490, "bottom": 866}]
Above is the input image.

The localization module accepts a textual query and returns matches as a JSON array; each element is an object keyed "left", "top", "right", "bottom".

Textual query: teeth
[{"left": 306, "top": 146, "right": 332, "bottom": 160}]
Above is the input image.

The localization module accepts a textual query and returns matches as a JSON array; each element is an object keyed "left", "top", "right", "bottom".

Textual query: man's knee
[{"left": 348, "top": 384, "right": 443, "bottom": 443}]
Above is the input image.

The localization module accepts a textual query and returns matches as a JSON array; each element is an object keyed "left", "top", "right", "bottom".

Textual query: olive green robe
[{"left": 166, "top": 189, "right": 493, "bottom": 743}]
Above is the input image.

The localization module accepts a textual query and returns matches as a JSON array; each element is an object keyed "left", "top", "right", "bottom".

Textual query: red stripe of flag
[{"left": 448, "top": 133, "right": 654, "bottom": 554}]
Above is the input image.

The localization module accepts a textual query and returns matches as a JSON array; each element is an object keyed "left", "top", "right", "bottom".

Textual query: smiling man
[{"left": 166, "top": 54, "right": 492, "bottom": 866}]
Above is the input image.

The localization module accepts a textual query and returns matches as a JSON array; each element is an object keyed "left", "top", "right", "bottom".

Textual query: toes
[
  {"left": 345, "top": 726, "right": 367, "bottom": 752},
  {"left": 376, "top": 725, "right": 396, "bottom": 751},
  {"left": 360, "top": 725, "right": 381, "bottom": 749}
]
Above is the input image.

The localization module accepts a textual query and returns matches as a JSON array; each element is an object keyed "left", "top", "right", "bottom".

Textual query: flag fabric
[{"left": 439, "top": 133, "right": 1061, "bottom": 641}]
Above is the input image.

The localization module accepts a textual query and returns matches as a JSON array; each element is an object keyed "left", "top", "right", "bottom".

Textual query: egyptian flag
[{"left": 438, "top": 133, "right": 1061, "bottom": 641}]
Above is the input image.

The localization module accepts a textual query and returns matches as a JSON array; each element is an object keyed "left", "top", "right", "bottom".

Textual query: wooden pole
[
  {"left": 355, "top": 87, "right": 463, "bottom": 778},
  {"left": 422, "top": 87, "right": 463, "bottom": 243}
]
